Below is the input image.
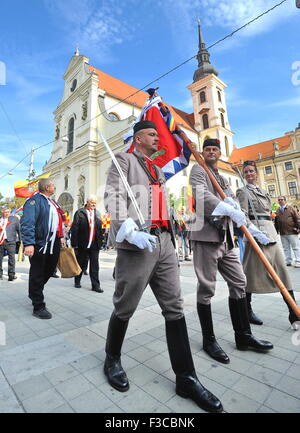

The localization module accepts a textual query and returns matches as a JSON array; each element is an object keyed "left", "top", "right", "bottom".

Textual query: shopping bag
[{"left": 57, "top": 247, "right": 81, "bottom": 278}]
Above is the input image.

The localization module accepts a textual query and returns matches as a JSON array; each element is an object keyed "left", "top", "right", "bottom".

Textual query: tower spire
[{"left": 193, "top": 19, "right": 218, "bottom": 83}]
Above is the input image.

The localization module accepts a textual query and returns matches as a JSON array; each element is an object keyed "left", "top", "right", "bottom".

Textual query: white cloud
[{"left": 43, "top": 0, "right": 136, "bottom": 62}]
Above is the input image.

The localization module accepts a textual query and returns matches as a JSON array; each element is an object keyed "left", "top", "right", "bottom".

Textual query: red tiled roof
[
  {"left": 89, "top": 65, "right": 195, "bottom": 132},
  {"left": 229, "top": 135, "right": 292, "bottom": 165}
]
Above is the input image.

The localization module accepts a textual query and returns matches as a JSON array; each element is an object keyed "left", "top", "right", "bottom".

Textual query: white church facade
[{"left": 44, "top": 24, "right": 240, "bottom": 217}]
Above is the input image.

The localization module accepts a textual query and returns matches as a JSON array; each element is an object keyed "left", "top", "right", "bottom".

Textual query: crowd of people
[{"left": 0, "top": 121, "right": 299, "bottom": 413}]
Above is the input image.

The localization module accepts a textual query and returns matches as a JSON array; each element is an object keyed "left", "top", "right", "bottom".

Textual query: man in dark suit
[
  {"left": 71, "top": 195, "right": 104, "bottom": 293},
  {"left": 0, "top": 208, "right": 21, "bottom": 281}
]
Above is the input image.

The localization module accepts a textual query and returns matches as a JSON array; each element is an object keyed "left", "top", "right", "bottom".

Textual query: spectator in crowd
[
  {"left": 71, "top": 195, "right": 104, "bottom": 292},
  {"left": 275, "top": 196, "right": 300, "bottom": 268},
  {"left": 21, "top": 178, "right": 65, "bottom": 319},
  {"left": 0, "top": 208, "right": 21, "bottom": 281},
  {"left": 175, "top": 207, "right": 191, "bottom": 262}
]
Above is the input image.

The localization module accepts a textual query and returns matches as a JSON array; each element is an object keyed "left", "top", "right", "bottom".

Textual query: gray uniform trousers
[
  {"left": 192, "top": 241, "right": 247, "bottom": 305},
  {"left": 113, "top": 231, "right": 184, "bottom": 322}
]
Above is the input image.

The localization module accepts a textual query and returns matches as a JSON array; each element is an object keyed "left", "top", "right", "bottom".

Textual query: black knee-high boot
[
  {"left": 104, "top": 312, "right": 129, "bottom": 392},
  {"left": 282, "top": 290, "right": 299, "bottom": 328},
  {"left": 197, "top": 303, "right": 230, "bottom": 364},
  {"left": 228, "top": 297, "right": 273, "bottom": 351},
  {"left": 246, "top": 292, "right": 263, "bottom": 325},
  {"left": 165, "top": 316, "right": 223, "bottom": 413}
]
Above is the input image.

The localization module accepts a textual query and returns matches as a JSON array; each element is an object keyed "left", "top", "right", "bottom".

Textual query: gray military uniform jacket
[
  {"left": 104, "top": 149, "right": 175, "bottom": 250},
  {"left": 189, "top": 164, "right": 236, "bottom": 245},
  {"left": 236, "top": 185, "right": 277, "bottom": 242}
]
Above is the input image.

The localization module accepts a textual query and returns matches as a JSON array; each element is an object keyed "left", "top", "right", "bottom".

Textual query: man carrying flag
[{"left": 103, "top": 120, "right": 223, "bottom": 413}]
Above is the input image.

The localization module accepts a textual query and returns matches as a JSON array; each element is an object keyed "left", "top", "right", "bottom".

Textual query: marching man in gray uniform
[
  {"left": 103, "top": 120, "right": 223, "bottom": 413},
  {"left": 189, "top": 138, "right": 273, "bottom": 364}
]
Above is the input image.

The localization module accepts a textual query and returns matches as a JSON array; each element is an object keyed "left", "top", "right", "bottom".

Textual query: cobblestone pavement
[{"left": 0, "top": 247, "right": 299, "bottom": 413}]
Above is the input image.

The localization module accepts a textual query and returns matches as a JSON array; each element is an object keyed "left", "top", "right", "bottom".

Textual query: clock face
[{"left": 70, "top": 79, "right": 77, "bottom": 92}]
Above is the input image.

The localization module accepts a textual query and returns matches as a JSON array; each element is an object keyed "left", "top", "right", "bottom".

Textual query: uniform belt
[
  {"left": 249, "top": 216, "right": 271, "bottom": 221},
  {"left": 150, "top": 226, "right": 168, "bottom": 236}
]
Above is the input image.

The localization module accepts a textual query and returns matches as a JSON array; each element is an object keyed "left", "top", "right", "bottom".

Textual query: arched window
[
  {"left": 202, "top": 114, "right": 209, "bottom": 130},
  {"left": 225, "top": 136, "right": 229, "bottom": 156},
  {"left": 67, "top": 117, "right": 74, "bottom": 154},
  {"left": 199, "top": 91, "right": 206, "bottom": 104},
  {"left": 220, "top": 113, "right": 225, "bottom": 128},
  {"left": 218, "top": 90, "right": 222, "bottom": 103},
  {"left": 108, "top": 112, "right": 120, "bottom": 121}
]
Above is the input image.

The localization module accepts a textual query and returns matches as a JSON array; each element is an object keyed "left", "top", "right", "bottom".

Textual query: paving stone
[
  {"left": 12, "top": 374, "right": 53, "bottom": 400},
  {"left": 127, "top": 346, "right": 158, "bottom": 363},
  {"left": 220, "top": 389, "right": 261, "bottom": 413},
  {"left": 44, "top": 364, "right": 79, "bottom": 386},
  {"left": 116, "top": 388, "right": 162, "bottom": 413},
  {"left": 22, "top": 389, "right": 66, "bottom": 413},
  {"left": 143, "top": 354, "right": 172, "bottom": 374},
  {"left": 245, "top": 364, "right": 283, "bottom": 387},
  {"left": 257, "top": 354, "right": 292, "bottom": 374},
  {"left": 83, "top": 366, "right": 107, "bottom": 387},
  {"left": 71, "top": 354, "right": 100, "bottom": 373},
  {"left": 232, "top": 376, "right": 273, "bottom": 403},
  {"left": 143, "top": 375, "right": 176, "bottom": 403},
  {"left": 285, "top": 363, "right": 300, "bottom": 380},
  {"left": 274, "top": 375, "right": 300, "bottom": 399},
  {"left": 264, "top": 389, "right": 300, "bottom": 413},
  {"left": 69, "top": 388, "right": 113, "bottom": 413},
  {"left": 55, "top": 374, "right": 94, "bottom": 400},
  {"left": 256, "top": 405, "right": 277, "bottom": 413},
  {"left": 127, "top": 364, "right": 160, "bottom": 387},
  {"left": 52, "top": 403, "right": 75, "bottom": 413},
  {"left": 203, "top": 364, "right": 242, "bottom": 388},
  {"left": 0, "top": 388, "right": 24, "bottom": 413}
]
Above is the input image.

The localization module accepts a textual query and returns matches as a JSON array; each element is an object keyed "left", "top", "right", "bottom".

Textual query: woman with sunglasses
[{"left": 236, "top": 161, "right": 298, "bottom": 328}]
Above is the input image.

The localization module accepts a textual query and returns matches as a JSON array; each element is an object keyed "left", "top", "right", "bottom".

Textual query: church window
[
  {"left": 67, "top": 117, "right": 74, "bottom": 154},
  {"left": 70, "top": 79, "right": 77, "bottom": 92},
  {"left": 218, "top": 91, "right": 222, "bottom": 102},
  {"left": 220, "top": 113, "right": 225, "bottom": 128},
  {"left": 199, "top": 91, "right": 206, "bottom": 104},
  {"left": 202, "top": 114, "right": 209, "bottom": 130},
  {"left": 108, "top": 112, "right": 120, "bottom": 121},
  {"left": 225, "top": 136, "right": 229, "bottom": 156}
]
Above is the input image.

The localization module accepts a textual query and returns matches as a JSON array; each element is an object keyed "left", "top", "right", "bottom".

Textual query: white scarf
[
  {"left": 40, "top": 195, "right": 59, "bottom": 254},
  {"left": 0, "top": 218, "right": 8, "bottom": 245},
  {"left": 86, "top": 209, "right": 95, "bottom": 249}
]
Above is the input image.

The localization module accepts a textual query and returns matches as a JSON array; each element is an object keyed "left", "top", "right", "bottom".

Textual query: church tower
[{"left": 188, "top": 21, "right": 234, "bottom": 160}]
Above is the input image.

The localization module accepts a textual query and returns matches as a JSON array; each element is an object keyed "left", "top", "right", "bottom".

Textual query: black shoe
[
  {"left": 33, "top": 308, "right": 52, "bottom": 319},
  {"left": 235, "top": 333, "right": 273, "bottom": 351},
  {"left": 92, "top": 287, "right": 103, "bottom": 293},
  {"left": 8, "top": 274, "right": 15, "bottom": 282},
  {"left": 74, "top": 283, "right": 81, "bottom": 288},
  {"left": 185, "top": 257, "right": 192, "bottom": 261},
  {"left": 52, "top": 274, "right": 59, "bottom": 278},
  {"left": 0, "top": 275, "right": 3, "bottom": 280},
  {"left": 286, "top": 263, "right": 292, "bottom": 266},
  {"left": 176, "top": 374, "right": 223, "bottom": 413},
  {"left": 203, "top": 338, "right": 230, "bottom": 364},
  {"left": 84, "top": 271, "right": 88, "bottom": 275},
  {"left": 104, "top": 354, "right": 129, "bottom": 392}
]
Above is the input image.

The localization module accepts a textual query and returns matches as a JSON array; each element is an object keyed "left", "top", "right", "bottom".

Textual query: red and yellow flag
[{"left": 14, "top": 172, "right": 51, "bottom": 198}]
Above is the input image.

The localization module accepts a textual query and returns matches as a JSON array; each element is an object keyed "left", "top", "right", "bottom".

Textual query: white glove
[
  {"left": 248, "top": 223, "right": 271, "bottom": 245},
  {"left": 116, "top": 218, "right": 157, "bottom": 252},
  {"left": 224, "top": 196, "right": 241, "bottom": 210},
  {"left": 212, "top": 201, "right": 247, "bottom": 227}
]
